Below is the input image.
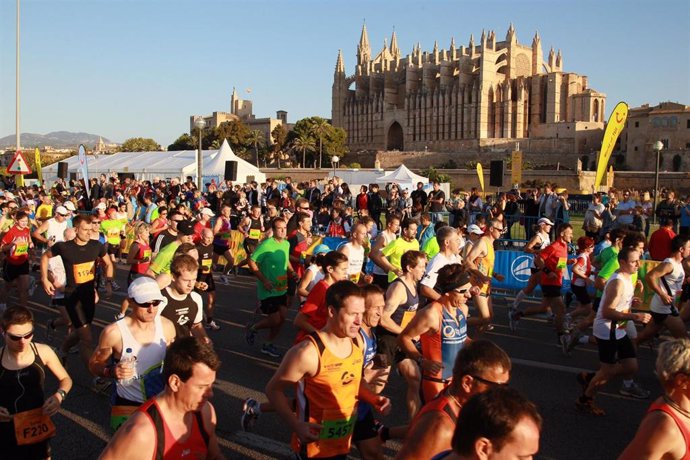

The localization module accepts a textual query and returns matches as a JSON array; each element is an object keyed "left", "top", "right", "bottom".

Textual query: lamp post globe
[
  {"left": 194, "top": 117, "right": 207, "bottom": 190},
  {"left": 331, "top": 155, "right": 339, "bottom": 176}
]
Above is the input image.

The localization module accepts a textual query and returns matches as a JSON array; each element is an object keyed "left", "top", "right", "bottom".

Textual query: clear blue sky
[{"left": 1, "top": 0, "right": 688, "bottom": 146}]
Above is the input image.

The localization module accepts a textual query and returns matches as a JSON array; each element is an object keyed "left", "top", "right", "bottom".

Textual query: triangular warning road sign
[{"left": 7, "top": 150, "right": 32, "bottom": 175}]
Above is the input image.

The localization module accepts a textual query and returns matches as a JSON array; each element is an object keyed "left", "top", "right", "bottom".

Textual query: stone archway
[{"left": 387, "top": 121, "right": 404, "bottom": 151}]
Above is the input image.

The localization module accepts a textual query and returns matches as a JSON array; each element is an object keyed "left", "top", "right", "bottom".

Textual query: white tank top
[
  {"left": 115, "top": 315, "right": 167, "bottom": 403},
  {"left": 593, "top": 272, "right": 634, "bottom": 340},
  {"left": 372, "top": 231, "right": 396, "bottom": 275},
  {"left": 529, "top": 232, "right": 550, "bottom": 268},
  {"left": 301, "top": 265, "right": 324, "bottom": 303},
  {"left": 46, "top": 217, "right": 69, "bottom": 244},
  {"left": 343, "top": 242, "right": 365, "bottom": 283},
  {"left": 650, "top": 257, "right": 685, "bottom": 314}
]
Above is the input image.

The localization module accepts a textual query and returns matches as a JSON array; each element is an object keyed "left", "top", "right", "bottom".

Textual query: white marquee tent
[
  {"left": 202, "top": 139, "right": 266, "bottom": 185},
  {"left": 375, "top": 164, "right": 429, "bottom": 190},
  {"left": 41, "top": 140, "right": 266, "bottom": 186}
]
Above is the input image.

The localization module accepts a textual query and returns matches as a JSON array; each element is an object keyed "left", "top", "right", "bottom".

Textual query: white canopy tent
[
  {"left": 202, "top": 139, "right": 266, "bottom": 185},
  {"left": 375, "top": 165, "right": 429, "bottom": 190}
]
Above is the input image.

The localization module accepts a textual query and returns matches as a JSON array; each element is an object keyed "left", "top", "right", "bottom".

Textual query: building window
[
  {"left": 662, "top": 139, "right": 670, "bottom": 149},
  {"left": 634, "top": 121, "right": 639, "bottom": 128}
]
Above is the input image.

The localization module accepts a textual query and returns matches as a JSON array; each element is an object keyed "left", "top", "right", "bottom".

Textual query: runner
[
  {"left": 158, "top": 254, "right": 210, "bottom": 343},
  {"left": 636, "top": 235, "right": 690, "bottom": 343},
  {"left": 293, "top": 251, "right": 349, "bottom": 343},
  {"left": 379, "top": 250, "right": 426, "bottom": 418},
  {"left": 369, "top": 213, "right": 401, "bottom": 289},
  {"left": 245, "top": 218, "right": 297, "bottom": 358},
  {"left": 419, "top": 226, "right": 463, "bottom": 304},
  {"left": 396, "top": 340, "right": 511, "bottom": 459},
  {"left": 40, "top": 214, "right": 114, "bottom": 373},
  {"left": 196, "top": 228, "right": 220, "bottom": 330},
  {"left": 1, "top": 210, "right": 34, "bottom": 308},
  {"left": 212, "top": 204, "right": 234, "bottom": 282},
  {"left": 399, "top": 264, "right": 472, "bottom": 403},
  {"left": 238, "top": 204, "right": 265, "bottom": 267},
  {"left": 0, "top": 306, "right": 72, "bottom": 460},
  {"left": 433, "top": 386, "right": 542, "bottom": 460},
  {"left": 338, "top": 222, "right": 368, "bottom": 284},
  {"left": 296, "top": 244, "right": 330, "bottom": 303},
  {"left": 568, "top": 236, "right": 596, "bottom": 322},
  {"left": 287, "top": 212, "right": 313, "bottom": 306},
  {"left": 265, "top": 281, "right": 391, "bottom": 460},
  {"left": 89, "top": 277, "right": 176, "bottom": 431},
  {"left": 99, "top": 337, "right": 224, "bottom": 460},
  {"left": 576, "top": 247, "right": 651, "bottom": 416},
  {"left": 100, "top": 207, "right": 127, "bottom": 265},
  {"left": 509, "top": 217, "right": 553, "bottom": 331},
  {"left": 619, "top": 337, "right": 690, "bottom": 460},
  {"left": 44, "top": 227, "right": 76, "bottom": 342},
  {"left": 151, "top": 210, "right": 184, "bottom": 256},
  {"left": 464, "top": 219, "right": 506, "bottom": 331},
  {"left": 31, "top": 205, "right": 70, "bottom": 248},
  {"left": 147, "top": 220, "right": 195, "bottom": 283},
  {"left": 125, "top": 222, "right": 151, "bottom": 286},
  {"left": 379, "top": 218, "right": 420, "bottom": 284}
]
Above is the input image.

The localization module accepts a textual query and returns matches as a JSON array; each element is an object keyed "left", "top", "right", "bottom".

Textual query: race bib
[
  {"left": 14, "top": 408, "right": 56, "bottom": 445},
  {"left": 110, "top": 405, "right": 138, "bottom": 432},
  {"left": 201, "top": 258, "right": 212, "bottom": 273},
  {"left": 108, "top": 229, "right": 120, "bottom": 238},
  {"left": 319, "top": 408, "right": 356, "bottom": 440},
  {"left": 249, "top": 229, "right": 261, "bottom": 240},
  {"left": 349, "top": 273, "right": 361, "bottom": 283},
  {"left": 13, "top": 242, "right": 29, "bottom": 256},
  {"left": 73, "top": 261, "right": 95, "bottom": 284},
  {"left": 142, "top": 249, "right": 151, "bottom": 260}
]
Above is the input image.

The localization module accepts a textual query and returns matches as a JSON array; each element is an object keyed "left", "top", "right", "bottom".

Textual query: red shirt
[
  {"left": 2, "top": 225, "right": 31, "bottom": 265},
  {"left": 648, "top": 227, "right": 676, "bottom": 261},
  {"left": 192, "top": 220, "right": 211, "bottom": 244},
  {"left": 539, "top": 240, "right": 568, "bottom": 286},
  {"left": 295, "top": 280, "right": 329, "bottom": 343}
]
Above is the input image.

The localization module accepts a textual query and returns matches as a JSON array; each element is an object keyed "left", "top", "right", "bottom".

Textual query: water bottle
[{"left": 119, "top": 348, "right": 137, "bottom": 385}]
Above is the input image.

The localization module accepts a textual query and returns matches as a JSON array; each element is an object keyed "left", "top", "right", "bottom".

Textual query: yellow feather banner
[
  {"left": 595, "top": 102, "right": 628, "bottom": 190},
  {"left": 476, "top": 163, "right": 484, "bottom": 192}
]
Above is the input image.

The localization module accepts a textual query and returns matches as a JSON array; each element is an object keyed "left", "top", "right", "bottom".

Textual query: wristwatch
[{"left": 56, "top": 389, "right": 67, "bottom": 402}]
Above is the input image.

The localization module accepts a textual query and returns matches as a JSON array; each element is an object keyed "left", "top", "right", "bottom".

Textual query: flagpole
[{"left": 16, "top": 0, "right": 23, "bottom": 187}]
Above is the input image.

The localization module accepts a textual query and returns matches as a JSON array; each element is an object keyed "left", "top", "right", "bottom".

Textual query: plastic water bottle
[{"left": 119, "top": 348, "right": 137, "bottom": 385}]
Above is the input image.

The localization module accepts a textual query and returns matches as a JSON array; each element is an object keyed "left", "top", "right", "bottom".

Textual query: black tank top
[{"left": 390, "top": 278, "right": 420, "bottom": 326}]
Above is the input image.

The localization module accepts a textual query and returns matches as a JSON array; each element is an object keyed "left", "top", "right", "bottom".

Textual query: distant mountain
[{"left": 0, "top": 131, "right": 114, "bottom": 149}]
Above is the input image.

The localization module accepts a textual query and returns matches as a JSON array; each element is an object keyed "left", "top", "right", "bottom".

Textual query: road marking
[
  {"left": 226, "top": 431, "right": 293, "bottom": 457},
  {"left": 58, "top": 408, "right": 111, "bottom": 442},
  {"left": 512, "top": 357, "right": 591, "bottom": 374}
]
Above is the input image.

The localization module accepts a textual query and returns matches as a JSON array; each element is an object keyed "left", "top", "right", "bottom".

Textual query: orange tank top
[{"left": 293, "top": 331, "right": 363, "bottom": 458}]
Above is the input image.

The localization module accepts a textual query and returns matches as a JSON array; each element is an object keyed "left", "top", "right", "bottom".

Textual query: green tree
[
  {"left": 270, "top": 124, "right": 289, "bottom": 168},
  {"left": 311, "top": 118, "right": 329, "bottom": 169},
  {"left": 168, "top": 133, "right": 195, "bottom": 151},
  {"left": 216, "top": 119, "right": 250, "bottom": 154},
  {"left": 289, "top": 117, "right": 347, "bottom": 168},
  {"left": 291, "top": 134, "right": 316, "bottom": 168},
  {"left": 246, "top": 130, "right": 264, "bottom": 167},
  {"left": 120, "top": 137, "right": 161, "bottom": 152}
]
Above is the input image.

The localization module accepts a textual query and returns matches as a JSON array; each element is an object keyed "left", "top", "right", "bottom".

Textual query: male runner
[
  {"left": 89, "top": 277, "right": 176, "bottom": 430},
  {"left": 396, "top": 340, "right": 511, "bottom": 459},
  {"left": 369, "top": 213, "right": 401, "bottom": 289},
  {"left": 265, "top": 281, "right": 391, "bottom": 460},
  {"left": 196, "top": 228, "right": 220, "bottom": 330},
  {"left": 420, "top": 226, "right": 462, "bottom": 303},
  {"left": 99, "top": 337, "right": 225, "bottom": 460},
  {"left": 41, "top": 214, "right": 114, "bottom": 372},
  {"left": 338, "top": 222, "right": 368, "bottom": 284}
]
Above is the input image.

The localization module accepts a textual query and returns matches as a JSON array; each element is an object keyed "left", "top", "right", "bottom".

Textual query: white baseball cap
[
  {"left": 128, "top": 277, "right": 165, "bottom": 305},
  {"left": 63, "top": 201, "right": 76, "bottom": 211},
  {"left": 467, "top": 224, "right": 484, "bottom": 235},
  {"left": 200, "top": 207, "right": 215, "bottom": 217},
  {"left": 95, "top": 202, "right": 106, "bottom": 210},
  {"left": 55, "top": 206, "right": 69, "bottom": 216},
  {"left": 538, "top": 217, "right": 554, "bottom": 226}
]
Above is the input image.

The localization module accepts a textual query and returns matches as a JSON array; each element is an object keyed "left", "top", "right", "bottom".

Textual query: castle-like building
[{"left": 332, "top": 25, "right": 606, "bottom": 156}]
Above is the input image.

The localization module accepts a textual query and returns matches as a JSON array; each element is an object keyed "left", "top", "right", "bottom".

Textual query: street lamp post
[
  {"left": 194, "top": 117, "right": 207, "bottom": 191},
  {"left": 652, "top": 140, "right": 664, "bottom": 225},
  {"left": 331, "top": 155, "right": 339, "bottom": 178}
]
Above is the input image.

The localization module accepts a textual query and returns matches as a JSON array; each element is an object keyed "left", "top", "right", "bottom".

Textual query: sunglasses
[
  {"left": 135, "top": 299, "right": 163, "bottom": 308},
  {"left": 6, "top": 329, "right": 34, "bottom": 341},
  {"left": 470, "top": 374, "right": 507, "bottom": 387},
  {"left": 453, "top": 287, "right": 470, "bottom": 294},
  {"left": 92, "top": 220, "right": 101, "bottom": 224}
]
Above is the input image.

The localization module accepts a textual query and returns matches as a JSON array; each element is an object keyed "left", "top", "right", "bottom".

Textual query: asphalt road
[{"left": 7, "top": 264, "right": 661, "bottom": 459}]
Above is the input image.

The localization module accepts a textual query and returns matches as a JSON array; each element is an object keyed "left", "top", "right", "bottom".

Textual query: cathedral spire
[
  {"left": 335, "top": 49, "right": 345, "bottom": 73},
  {"left": 357, "top": 22, "right": 371, "bottom": 65},
  {"left": 532, "top": 30, "right": 541, "bottom": 45},
  {"left": 506, "top": 23, "right": 516, "bottom": 42},
  {"left": 390, "top": 29, "right": 400, "bottom": 59}
]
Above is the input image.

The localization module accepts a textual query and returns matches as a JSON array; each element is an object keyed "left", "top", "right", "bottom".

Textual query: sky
[{"left": 1, "top": 0, "right": 689, "bottom": 147}]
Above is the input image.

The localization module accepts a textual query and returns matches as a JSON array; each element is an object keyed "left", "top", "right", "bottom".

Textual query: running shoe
[
  {"left": 45, "top": 318, "right": 55, "bottom": 342},
  {"left": 111, "top": 280, "right": 121, "bottom": 291},
  {"left": 241, "top": 398, "right": 261, "bottom": 432},
  {"left": 206, "top": 320, "right": 221, "bottom": 331},
  {"left": 619, "top": 382, "right": 650, "bottom": 399},
  {"left": 575, "top": 396, "right": 605, "bottom": 416},
  {"left": 566, "top": 330, "right": 581, "bottom": 353},
  {"left": 219, "top": 274, "right": 229, "bottom": 285},
  {"left": 261, "top": 344, "right": 282, "bottom": 358},
  {"left": 245, "top": 322, "right": 257, "bottom": 346}
]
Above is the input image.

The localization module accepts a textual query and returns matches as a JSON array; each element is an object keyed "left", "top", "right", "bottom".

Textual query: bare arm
[
  {"left": 380, "top": 283, "right": 404, "bottom": 334},
  {"left": 618, "top": 411, "right": 685, "bottom": 460},
  {"left": 601, "top": 279, "right": 650, "bottom": 323},
  {"left": 201, "top": 402, "right": 227, "bottom": 460},
  {"left": 297, "top": 269, "right": 315, "bottom": 298},
  {"left": 645, "top": 262, "right": 674, "bottom": 304},
  {"left": 99, "top": 412, "right": 156, "bottom": 460},
  {"left": 395, "top": 413, "right": 455, "bottom": 460},
  {"left": 31, "top": 220, "right": 50, "bottom": 244}
]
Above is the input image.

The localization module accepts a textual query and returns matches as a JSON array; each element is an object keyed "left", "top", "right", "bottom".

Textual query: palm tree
[
  {"left": 246, "top": 130, "right": 264, "bottom": 167},
  {"left": 310, "top": 118, "right": 329, "bottom": 169},
  {"left": 291, "top": 134, "right": 316, "bottom": 168}
]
